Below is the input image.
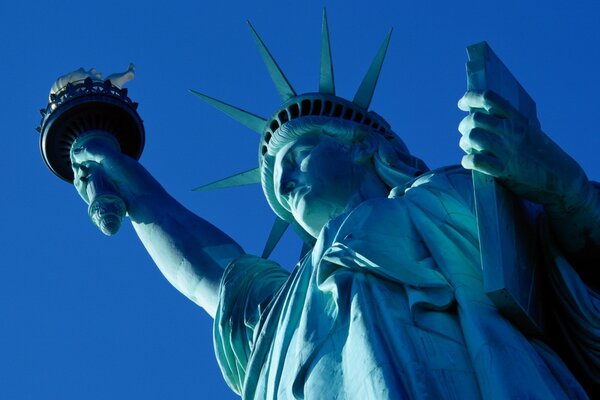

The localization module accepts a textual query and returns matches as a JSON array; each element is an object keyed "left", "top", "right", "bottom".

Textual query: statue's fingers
[
  {"left": 461, "top": 153, "right": 505, "bottom": 177},
  {"left": 72, "top": 162, "right": 91, "bottom": 180},
  {"left": 72, "top": 163, "right": 88, "bottom": 179},
  {"left": 459, "top": 112, "right": 505, "bottom": 137},
  {"left": 458, "top": 90, "right": 527, "bottom": 123},
  {"left": 71, "top": 145, "right": 107, "bottom": 165},
  {"left": 461, "top": 128, "right": 507, "bottom": 156},
  {"left": 72, "top": 166, "right": 91, "bottom": 204},
  {"left": 468, "top": 111, "right": 526, "bottom": 142},
  {"left": 458, "top": 91, "right": 483, "bottom": 111},
  {"left": 458, "top": 114, "right": 471, "bottom": 136},
  {"left": 459, "top": 135, "right": 473, "bottom": 154},
  {"left": 74, "top": 162, "right": 89, "bottom": 173},
  {"left": 71, "top": 139, "right": 124, "bottom": 168},
  {"left": 73, "top": 180, "right": 90, "bottom": 203},
  {"left": 479, "top": 90, "right": 525, "bottom": 120},
  {"left": 71, "top": 160, "right": 82, "bottom": 172},
  {"left": 458, "top": 90, "right": 501, "bottom": 112}
]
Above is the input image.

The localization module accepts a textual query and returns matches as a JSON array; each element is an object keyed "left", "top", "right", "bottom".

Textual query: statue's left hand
[
  {"left": 457, "top": 90, "right": 591, "bottom": 213},
  {"left": 458, "top": 90, "right": 600, "bottom": 256}
]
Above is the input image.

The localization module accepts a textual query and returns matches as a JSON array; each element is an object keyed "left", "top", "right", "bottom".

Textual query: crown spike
[
  {"left": 192, "top": 167, "right": 261, "bottom": 191},
  {"left": 190, "top": 90, "right": 266, "bottom": 134},
  {"left": 248, "top": 21, "right": 297, "bottom": 101},
  {"left": 262, "top": 217, "right": 290, "bottom": 259},
  {"left": 352, "top": 29, "right": 393, "bottom": 109},
  {"left": 319, "top": 9, "right": 335, "bottom": 95}
]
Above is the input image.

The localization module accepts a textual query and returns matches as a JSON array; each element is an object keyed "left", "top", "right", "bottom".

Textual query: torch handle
[
  {"left": 71, "top": 131, "right": 127, "bottom": 236},
  {"left": 85, "top": 163, "right": 127, "bottom": 236}
]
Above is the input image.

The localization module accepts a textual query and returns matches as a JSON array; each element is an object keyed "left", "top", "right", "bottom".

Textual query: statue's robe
[{"left": 213, "top": 166, "right": 598, "bottom": 399}]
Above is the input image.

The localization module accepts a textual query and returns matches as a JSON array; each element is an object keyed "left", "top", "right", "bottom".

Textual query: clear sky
[{"left": 1, "top": 0, "right": 599, "bottom": 399}]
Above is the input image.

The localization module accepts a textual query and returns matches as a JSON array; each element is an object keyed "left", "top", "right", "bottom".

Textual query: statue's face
[{"left": 273, "top": 134, "right": 368, "bottom": 238}]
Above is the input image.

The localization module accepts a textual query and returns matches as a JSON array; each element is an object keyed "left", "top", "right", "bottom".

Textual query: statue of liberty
[{"left": 61, "top": 12, "right": 598, "bottom": 399}]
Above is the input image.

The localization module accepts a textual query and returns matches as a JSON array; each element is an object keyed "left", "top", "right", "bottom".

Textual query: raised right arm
[{"left": 71, "top": 134, "right": 244, "bottom": 318}]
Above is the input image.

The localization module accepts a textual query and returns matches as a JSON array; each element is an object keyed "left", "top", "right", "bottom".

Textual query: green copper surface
[
  {"left": 352, "top": 29, "right": 392, "bottom": 109},
  {"left": 190, "top": 90, "right": 265, "bottom": 134},
  {"left": 62, "top": 17, "right": 599, "bottom": 400},
  {"left": 261, "top": 217, "right": 290, "bottom": 259},
  {"left": 192, "top": 167, "right": 261, "bottom": 191},
  {"left": 247, "top": 21, "right": 297, "bottom": 101},
  {"left": 319, "top": 9, "right": 335, "bottom": 95}
]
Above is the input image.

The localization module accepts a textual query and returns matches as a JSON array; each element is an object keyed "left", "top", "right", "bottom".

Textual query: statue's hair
[{"left": 260, "top": 117, "right": 429, "bottom": 225}]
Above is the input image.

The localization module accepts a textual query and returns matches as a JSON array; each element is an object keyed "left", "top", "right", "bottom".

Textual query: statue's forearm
[
  {"left": 69, "top": 140, "right": 243, "bottom": 317},
  {"left": 129, "top": 191, "right": 244, "bottom": 318}
]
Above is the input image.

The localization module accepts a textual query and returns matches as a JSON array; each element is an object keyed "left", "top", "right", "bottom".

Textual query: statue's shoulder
[
  {"left": 327, "top": 166, "right": 474, "bottom": 240},
  {"left": 389, "top": 165, "right": 473, "bottom": 203}
]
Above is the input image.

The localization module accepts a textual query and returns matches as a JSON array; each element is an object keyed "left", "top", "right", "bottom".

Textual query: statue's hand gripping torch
[
  {"left": 71, "top": 132, "right": 128, "bottom": 235},
  {"left": 37, "top": 76, "right": 145, "bottom": 235}
]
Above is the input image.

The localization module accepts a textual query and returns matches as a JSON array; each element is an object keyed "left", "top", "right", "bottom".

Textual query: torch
[{"left": 37, "top": 75, "right": 145, "bottom": 235}]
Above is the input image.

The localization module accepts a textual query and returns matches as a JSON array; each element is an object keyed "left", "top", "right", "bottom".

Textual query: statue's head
[
  {"left": 193, "top": 12, "right": 427, "bottom": 244},
  {"left": 260, "top": 106, "right": 427, "bottom": 237}
]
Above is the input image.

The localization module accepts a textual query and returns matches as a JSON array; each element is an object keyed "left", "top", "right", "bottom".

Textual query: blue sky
[{"left": 1, "top": 1, "right": 599, "bottom": 398}]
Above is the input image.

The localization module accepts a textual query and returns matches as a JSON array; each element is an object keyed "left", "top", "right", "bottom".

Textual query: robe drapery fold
[{"left": 214, "top": 166, "right": 594, "bottom": 399}]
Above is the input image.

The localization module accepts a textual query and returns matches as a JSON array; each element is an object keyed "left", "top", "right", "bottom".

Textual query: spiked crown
[{"left": 192, "top": 10, "right": 404, "bottom": 257}]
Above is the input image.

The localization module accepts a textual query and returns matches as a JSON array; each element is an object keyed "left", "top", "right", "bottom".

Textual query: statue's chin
[{"left": 292, "top": 202, "right": 342, "bottom": 239}]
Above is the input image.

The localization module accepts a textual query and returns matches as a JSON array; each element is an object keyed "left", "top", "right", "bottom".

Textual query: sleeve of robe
[
  {"left": 213, "top": 254, "right": 289, "bottom": 395},
  {"left": 400, "top": 167, "right": 600, "bottom": 387},
  {"left": 541, "top": 215, "right": 600, "bottom": 385},
  {"left": 211, "top": 167, "right": 600, "bottom": 394}
]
